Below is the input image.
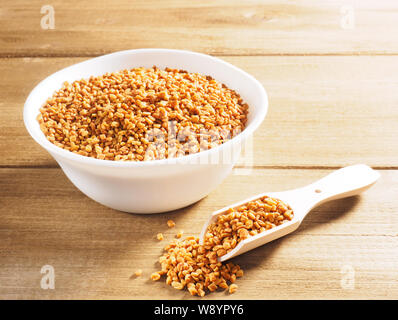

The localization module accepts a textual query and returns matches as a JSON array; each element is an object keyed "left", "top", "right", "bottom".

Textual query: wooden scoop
[{"left": 199, "top": 164, "right": 380, "bottom": 262}]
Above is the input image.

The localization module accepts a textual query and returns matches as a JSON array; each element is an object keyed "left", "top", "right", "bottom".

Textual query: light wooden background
[{"left": 0, "top": 0, "right": 397, "bottom": 299}]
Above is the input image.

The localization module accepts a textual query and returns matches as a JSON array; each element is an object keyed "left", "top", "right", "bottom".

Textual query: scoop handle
[{"left": 298, "top": 164, "right": 380, "bottom": 214}]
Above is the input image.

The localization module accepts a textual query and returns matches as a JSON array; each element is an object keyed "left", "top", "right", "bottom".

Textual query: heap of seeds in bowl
[
  {"left": 151, "top": 196, "right": 293, "bottom": 296},
  {"left": 37, "top": 67, "right": 249, "bottom": 161}
]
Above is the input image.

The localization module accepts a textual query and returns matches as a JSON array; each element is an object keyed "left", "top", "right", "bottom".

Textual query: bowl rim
[{"left": 23, "top": 48, "right": 268, "bottom": 168}]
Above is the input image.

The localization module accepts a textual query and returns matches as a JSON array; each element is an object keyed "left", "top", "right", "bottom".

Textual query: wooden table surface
[{"left": 1, "top": 0, "right": 397, "bottom": 299}]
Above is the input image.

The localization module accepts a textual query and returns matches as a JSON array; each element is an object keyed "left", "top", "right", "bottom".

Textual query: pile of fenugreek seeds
[
  {"left": 37, "top": 67, "right": 249, "bottom": 161},
  {"left": 151, "top": 196, "right": 293, "bottom": 296}
]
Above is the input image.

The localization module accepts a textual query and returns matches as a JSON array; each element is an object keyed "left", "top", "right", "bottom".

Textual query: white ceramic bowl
[{"left": 24, "top": 49, "right": 268, "bottom": 213}]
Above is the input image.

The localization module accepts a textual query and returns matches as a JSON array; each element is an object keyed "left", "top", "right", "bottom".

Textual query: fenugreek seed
[
  {"left": 134, "top": 269, "right": 143, "bottom": 277},
  {"left": 176, "top": 230, "right": 184, "bottom": 238},
  {"left": 238, "top": 228, "right": 249, "bottom": 239},
  {"left": 171, "top": 281, "right": 184, "bottom": 290},
  {"left": 229, "top": 284, "right": 238, "bottom": 294},
  {"left": 157, "top": 233, "right": 164, "bottom": 241},
  {"left": 188, "top": 286, "right": 198, "bottom": 296},
  {"left": 222, "top": 241, "right": 231, "bottom": 250},
  {"left": 208, "top": 283, "right": 218, "bottom": 292},
  {"left": 198, "top": 288, "right": 206, "bottom": 297},
  {"left": 167, "top": 220, "right": 176, "bottom": 228},
  {"left": 151, "top": 272, "right": 161, "bottom": 281},
  {"left": 216, "top": 248, "right": 227, "bottom": 257},
  {"left": 247, "top": 212, "right": 256, "bottom": 220},
  {"left": 236, "top": 269, "right": 244, "bottom": 277}
]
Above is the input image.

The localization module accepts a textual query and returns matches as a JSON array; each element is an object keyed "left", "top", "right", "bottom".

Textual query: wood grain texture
[
  {"left": 0, "top": 168, "right": 397, "bottom": 299},
  {"left": 1, "top": 56, "right": 397, "bottom": 167},
  {"left": 1, "top": 0, "right": 398, "bottom": 57},
  {"left": 1, "top": 0, "right": 398, "bottom": 301}
]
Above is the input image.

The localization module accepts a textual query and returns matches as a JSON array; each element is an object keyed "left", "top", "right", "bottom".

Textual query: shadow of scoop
[
  {"left": 298, "top": 195, "right": 360, "bottom": 233},
  {"left": 227, "top": 195, "right": 361, "bottom": 271}
]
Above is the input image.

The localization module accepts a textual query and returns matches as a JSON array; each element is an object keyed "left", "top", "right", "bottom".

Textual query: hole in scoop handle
[{"left": 304, "top": 164, "right": 380, "bottom": 210}]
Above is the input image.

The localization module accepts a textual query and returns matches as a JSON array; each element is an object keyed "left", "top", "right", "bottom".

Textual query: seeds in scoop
[
  {"left": 204, "top": 196, "right": 294, "bottom": 257},
  {"left": 37, "top": 67, "right": 249, "bottom": 161}
]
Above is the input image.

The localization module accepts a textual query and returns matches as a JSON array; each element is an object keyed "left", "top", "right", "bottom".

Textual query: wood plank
[
  {"left": 0, "top": 168, "right": 397, "bottom": 299},
  {"left": 1, "top": 0, "right": 398, "bottom": 56},
  {"left": 1, "top": 56, "right": 397, "bottom": 167}
]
